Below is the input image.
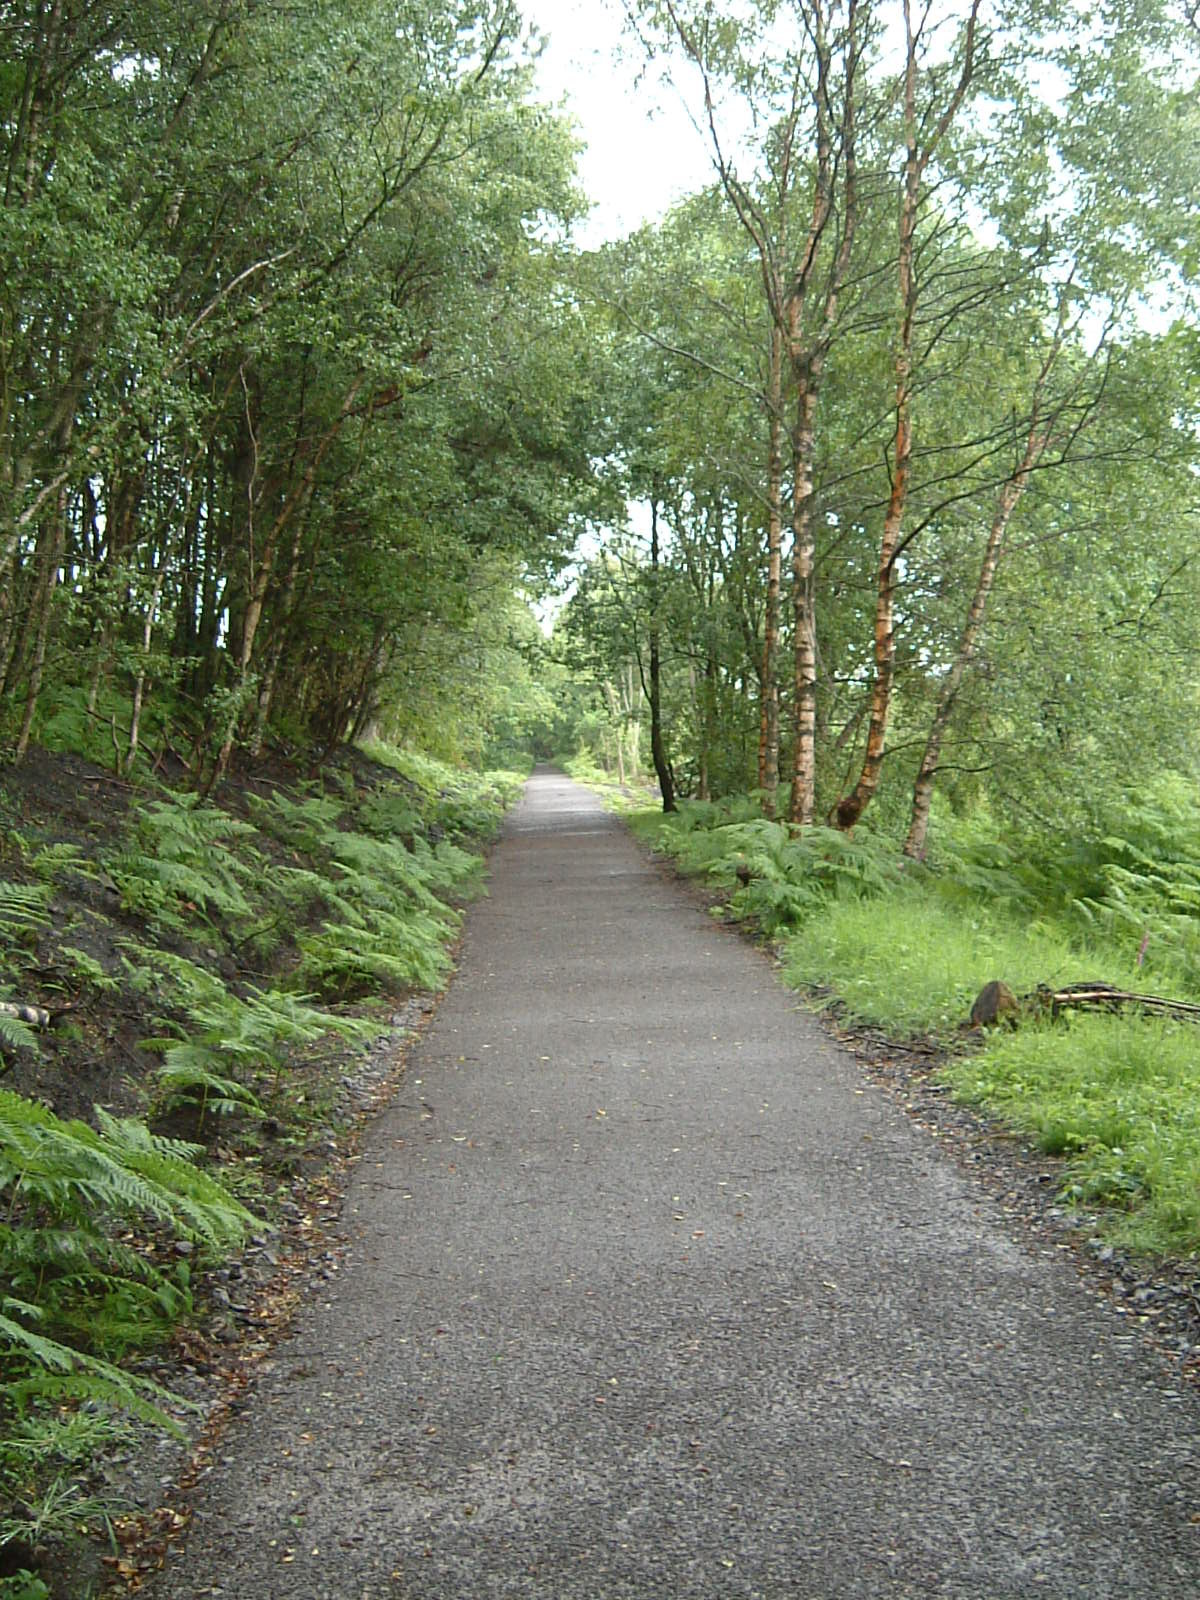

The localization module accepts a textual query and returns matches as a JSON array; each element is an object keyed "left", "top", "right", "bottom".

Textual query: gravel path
[{"left": 144, "top": 769, "right": 1200, "bottom": 1598}]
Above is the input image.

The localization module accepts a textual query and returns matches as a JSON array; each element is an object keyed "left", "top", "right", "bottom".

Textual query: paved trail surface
[{"left": 146, "top": 771, "right": 1200, "bottom": 1598}]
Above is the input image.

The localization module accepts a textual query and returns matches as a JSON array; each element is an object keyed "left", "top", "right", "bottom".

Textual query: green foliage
[
  {"left": 0, "top": 881, "right": 53, "bottom": 950},
  {"left": 947, "top": 1016, "right": 1200, "bottom": 1253},
  {"left": 149, "top": 1045, "right": 266, "bottom": 1126},
  {"left": 781, "top": 891, "right": 1104, "bottom": 1038},
  {"left": 244, "top": 791, "right": 346, "bottom": 855},
  {"left": 357, "top": 745, "right": 524, "bottom": 842},
  {"left": 294, "top": 830, "right": 460, "bottom": 1001},
  {"left": 128, "top": 942, "right": 377, "bottom": 1120},
  {"left": 4, "top": 835, "right": 93, "bottom": 887},
  {"left": 0, "top": 739, "right": 518, "bottom": 1563},
  {"left": 0, "top": 1091, "right": 255, "bottom": 1254},
  {"left": 0, "top": 1571, "right": 50, "bottom": 1600},
  {"left": 0, "top": 1013, "right": 39, "bottom": 1056},
  {"left": 930, "top": 777, "right": 1200, "bottom": 991},
  {"left": 55, "top": 946, "right": 120, "bottom": 997},
  {"left": 296, "top": 914, "right": 451, "bottom": 1000},
  {"left": 105, "top": 796, "right": 260, "bottom": 933},
  {"left": 0, "top": 0, "right": 598, "bottom": 767},
  {"left": 643, "top": 807, "right": 906, "bottom": 935},
  {"left": 0, "top": 1086, "right": 256, "bottom": 1549}
]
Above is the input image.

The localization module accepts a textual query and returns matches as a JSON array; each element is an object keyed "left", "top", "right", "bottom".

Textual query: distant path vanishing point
[{"left": 144, "top": 767, "right": 1200, "bottom": 1599}]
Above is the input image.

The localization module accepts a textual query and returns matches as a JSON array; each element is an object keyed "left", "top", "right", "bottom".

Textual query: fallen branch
[
  {"left": 1037, "top": 982, "right": 1200, "bottom": 1021},
  {"left": 968, "top": 980, "right": 1200, "bottom": 1029},
  {"left": 0, "top": 1001, "right": 50, "bottom": 1027}
]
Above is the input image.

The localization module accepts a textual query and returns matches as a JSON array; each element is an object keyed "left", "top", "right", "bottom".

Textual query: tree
[
  {"left": 0, "top": 0, "right": 606, "bottom": 775},
  {"left": 629, "top": 0, "right": 878, "bottom": 822},
  {"left": 832, "top": 0, "right": 984, "bottom": 831}
]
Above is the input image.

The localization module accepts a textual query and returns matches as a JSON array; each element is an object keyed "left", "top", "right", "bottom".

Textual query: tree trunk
[
  {"left": 904, "top": 426, "right": 1049, "bottom": 858},
  {"left": 833, "top": 0, "right": 979, "bottom": 833},
  {"left": 208, "top": 374, "right": 363, "bottom": 789},
  {"left": 603, "top": 681, "right": 626, "bottom": 785},
  {"left": 760, "top": 320, "right": 785, "bottom": 817},
  {"left": 125, "top": 548, "right": 172, "bottom": 775},
  {"left": 625, "top": 661, "right": 643, "bottom": 782},
  {"left": 248, "top": 498, "right": 314, "bottom": 757},
  {"left": 648, "top": 496, "right": 676, "bottom": 812},
  {"left": 689, "top": 665, "right": 711, "bottom": 800},
  {"left": 788, "top": 382, "right": 819, "bottom": 827},
  {"left": 13, "top": 394, "right": 75, "bottom": 760},
  {"left": 15, "top": 501, "right": 67, "bottom": 762}
]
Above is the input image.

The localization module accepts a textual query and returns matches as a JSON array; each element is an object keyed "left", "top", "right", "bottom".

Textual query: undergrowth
[
  {"left": 638, "top": 782, "right": 1200, "bottom": 1259},
  {"left": 0, "top": 738, "right": 518, "bottom": 1576},
  {"left": 0, "top": 1090, "right": 254, "bottom": 1557},
  {"left": 559, "top": 751, "right": 660, "bottom": 813},
  {"left": 946, "top": 1015, "right": 1200, "bottom": 1253}
]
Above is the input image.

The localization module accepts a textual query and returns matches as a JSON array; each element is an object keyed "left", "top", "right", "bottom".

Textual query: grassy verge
[
  {"left": 635, "top": 798, "right": 1200, "bottom": 1259},
  {"left": 947, "top": 1015, "right": 1200, "bottom": 1253},
  {"left": 557, "top": 752, "right": 659, "bottom": 814}
]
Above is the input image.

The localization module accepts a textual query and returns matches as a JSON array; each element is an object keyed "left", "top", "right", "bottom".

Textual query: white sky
[{"left": 519, "top": 0, "right": 717, "bottom": 244}]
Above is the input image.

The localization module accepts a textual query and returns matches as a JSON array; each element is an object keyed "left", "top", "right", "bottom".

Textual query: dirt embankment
[{"left": 0, "top": 743, "right": 489, "bottom": 1594}]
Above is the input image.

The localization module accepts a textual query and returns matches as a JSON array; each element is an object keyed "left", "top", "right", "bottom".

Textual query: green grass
[
  {"left": 643, "top": 796, "right": 1200, "bottom": 1257},
  {"left": 948, "top": 1015, "right": 1200, "bottom": 1253},
  {"left": 781, "top": 890, "right": 1117, "bottom": 1037},
  {"left": 792, "top": 894, "right": 1200, "bottom": 1252}
]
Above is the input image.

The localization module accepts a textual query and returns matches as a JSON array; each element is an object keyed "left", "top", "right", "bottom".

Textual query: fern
[
  {"left": 144, "top": 981, "right": 377, "bottom": 1119},
  {"left": 0, "top": 1089, "right": 255, "bottom": 1251},
  {"left": 118, "top": 941, "right": 227, "bottom": 1008},
  {"left": 245, "top": 789, "right": 345, "bottom": 854},
  {"left": 419, "top": 837, "right": 485, "bottom": 896},
  {"left": 356, "top": 786, "right": 422, "bottom": 842},
  {"left": 105, "top": 794, "right": 263, "bottom": 932},
  {"left": 27, "top": 842, "right": 93, "bottom": 885},
  {"left": 297, "top": 910, "right": 452, "bottom": 998},
  {"left": 150, "top": 1042, "right": 265, "bottom": 1123},
  {"left": 57, "top": 945, "right": 120, "bottom": 994},
  {"left": 0, "top": 1089, "right": 253, "bottom": 1534},
  {"left": 328, "top": 831, "right": 447, "bottom": 915},
  {"left": 0, "top": 1297, "right": 184, "bottom": 1434},
  {"left": 0, "top": 1213, "right": 192, "bottom": 1363},
  {"left": 0, "top": 1013, "right": 39, "bottom": 1055},
  {"left": 0, "top": 881, "right": 53, "bottom": 943}
]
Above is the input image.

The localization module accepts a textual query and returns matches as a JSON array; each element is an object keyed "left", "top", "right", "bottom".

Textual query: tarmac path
[{"left": 145, "top": 769, "right": 1200, "bottom": 1598}]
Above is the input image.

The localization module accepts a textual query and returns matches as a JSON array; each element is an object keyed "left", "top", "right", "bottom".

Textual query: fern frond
[
  {"left": 104, "top": 793, "right": 265, "bottom": 931},
  {"left": 28, "top": 842, "right": 95, "bottom": 884},
  {"left": 0, "top": 1013, "right": 39, "bottom": 1054},
  {"left": 0, "top": 1088, "right": 256, "bottom": 1250},
  {"left": 0, "top": 881, "right": 53, "bottom": 942},
  {"left": 117, "top": 941, "right": 227, "bottom": 1006},
  {"left": 0, "top": 1307, "right": 75, "bottom": 1373},
  {"left": 0, "top": 1325, "right": 184, "bottom": 1433},
  {"left": 246, "top": 790, "right": 344, "bottom": 853},
  {"left": 153, "top": 1044, "right": 266, "bottom": 1124}
]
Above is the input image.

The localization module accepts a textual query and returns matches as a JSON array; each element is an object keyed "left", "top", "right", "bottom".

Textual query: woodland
[{"left": 0, "top": 0, "right": 1198, "bottom": 1592}]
